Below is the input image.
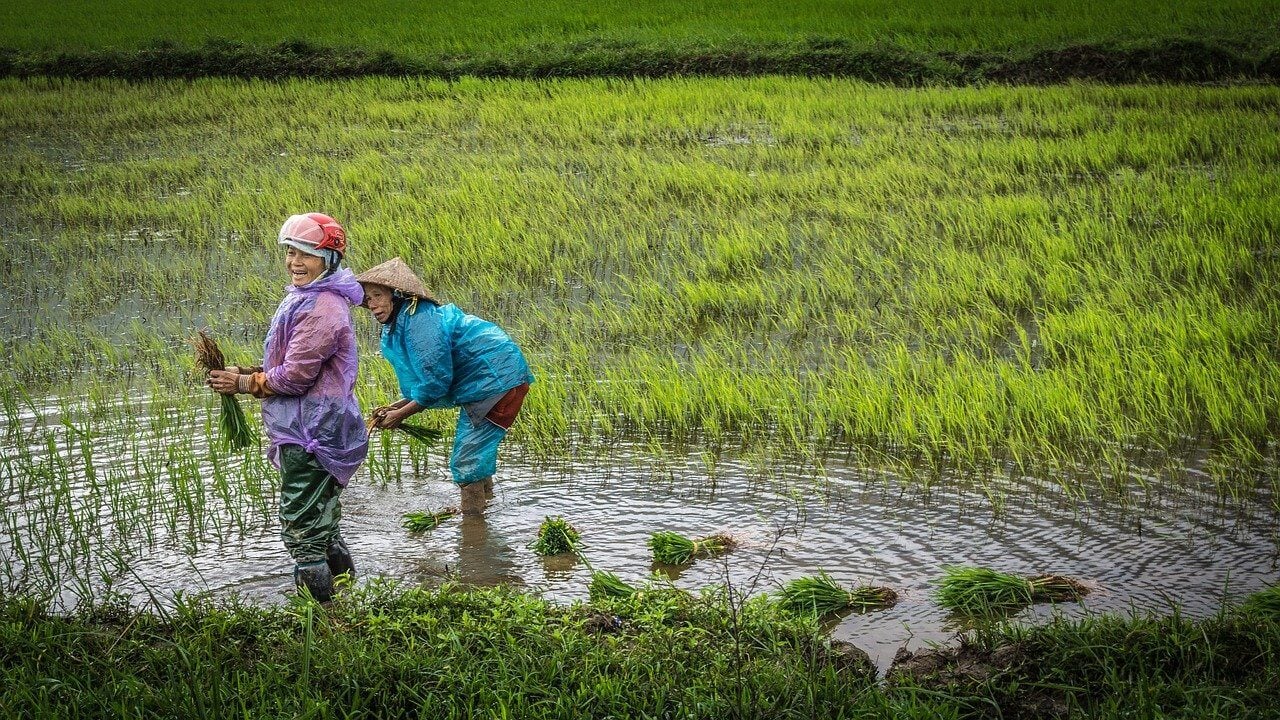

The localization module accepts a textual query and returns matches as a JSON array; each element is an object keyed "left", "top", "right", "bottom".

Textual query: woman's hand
[
  {"left": 206, "top": 369, "right": 241, "bottom": 396},
  {"left": 374, "top": 400, "right": 421, "bottom": 429}
]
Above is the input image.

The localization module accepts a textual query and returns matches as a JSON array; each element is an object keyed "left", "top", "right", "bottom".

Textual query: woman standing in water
[
  {"left": 207, "top": 213, "right": 368, "bottom": 601},
  {"left": 357, "top": 257, "right": 532, "bottom": 516}
]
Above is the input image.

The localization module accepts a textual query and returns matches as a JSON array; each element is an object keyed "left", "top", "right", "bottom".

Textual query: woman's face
[
  {"left": 363, "top": 284, "right": 395, "bottom": 324},
  {"left": 285, "top": 246, "right": 326, "bottom": 287}
]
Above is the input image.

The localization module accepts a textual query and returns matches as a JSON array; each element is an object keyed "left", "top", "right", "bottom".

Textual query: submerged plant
[
  {"left": 937, "top": 566, "right": 1089, "bottom": 614},
  {"left": 191, "top": 329, "right": 256, "bottom": 450},
  {"left": 648, "top": 531, "right": 736, "bottom": 565},
  {"left": 530, "top": 516, "right": 581, "bottom": 556},
  {"left": 402, "top": 507, "right": 458, "bottom": 533},
  {"left": 779, "top": 573, "right": 898, "bottom": 616}
]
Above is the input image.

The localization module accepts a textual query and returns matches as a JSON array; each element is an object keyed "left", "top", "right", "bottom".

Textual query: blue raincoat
[{"left": 381, "top": 301, "right": 533, "bottom": 484}]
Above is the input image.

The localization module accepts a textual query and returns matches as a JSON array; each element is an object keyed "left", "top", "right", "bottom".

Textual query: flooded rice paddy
[{"left": 2, "top": 396, "right": 1277, "bottom": 674}]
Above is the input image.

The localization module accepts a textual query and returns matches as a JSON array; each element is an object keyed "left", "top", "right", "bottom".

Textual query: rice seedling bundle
[
  {"left": 402, "top": 507, "right": 457, "bottom": 533},
  {"left": 366, "top": 416, "right": 444, "bottom": 446},
  {"left": 191, "top": 329, "right": 256, "bottom": 450},
  {"left": 779, "top": 572, "right": 898, "bottom": 616},
  {"left": 530, "top": 515, "right": 580, "bottom": 556},
  {"left": 648, "top": 531, "right": 737, "bottom": 565},
  {"left": 1241, "top": 584, "right": 1280, "bottom": 618},
  {"left": 937, "top": 566, "right": 1089, "bottom": 614},
  {"left": 588, "top": 571, "right": 638, "bottom": 601}
]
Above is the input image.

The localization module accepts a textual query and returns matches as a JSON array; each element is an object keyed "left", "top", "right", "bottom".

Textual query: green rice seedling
[
  {"left": 648, "top": 531, "right": 737, "bottom": 565},
  {"left": 191, "top": 330, "right": 256, "bottom": 450},
  {"left": 366, "top": 416, "right": 444, "bottom": 446},
  {"left": 401, "top": 507, "right": 458, "bottom": 533},
  {"left": 530, "top": 516, "right": 581, "bottom": 556},
  {"left": 937, "top": 566, "right": 1089, "bottom": 614},
  {"left": 779, "top": 573, "right": 899, "bottom": 616},
  {"left": 397, "top": 423, "right": 444, "bottom": 446},
  {"left": 588, "top": 570, "right": 638, "bottom": 601},
  {"left": 1240, "top": 584, "right": 1280, "bottom": 618}
]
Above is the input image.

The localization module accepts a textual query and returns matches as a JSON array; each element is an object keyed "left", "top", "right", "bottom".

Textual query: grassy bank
[
  {"left": 2, "top": 1, "right": 1278, "bottom": 82},
  {"left": 2, "top": 582, "right": 1277, "bottom": 718},
  {"left": 1, "top": 77, "right": 1276, "bottom": 479}
]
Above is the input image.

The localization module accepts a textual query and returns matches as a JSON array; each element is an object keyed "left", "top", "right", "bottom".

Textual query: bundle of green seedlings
[
  {"left": 367, "top": 416, "right": 444, "bottom": 446},
  {"left": 937, "top": 566, "right": 1090, "bottom": 614},
  {"left": 648, "top": 530, "right": 737, "bottom": 565},
  {"left": 402, "top": 507, "right": 458, "bottom": 533},
  {"left": 778, "top": 572, "right": 899, "bottom": 616},
  {"left": 191, "top": 330, "right": 256, "bottom": 450},
  {"left": 588, "top": 570, "right": 640, "bottom": 601},
  {"left": 1241, "top": 584, "right": 1280, "bottom": 618},
  {"left": 530, "top": 515, "right": 581, "bottom": 556}
]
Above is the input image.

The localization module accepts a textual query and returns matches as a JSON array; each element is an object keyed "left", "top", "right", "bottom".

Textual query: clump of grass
[
  {"left": 530, "top": 516, "right": 580, "bottom": 556},
  {"left": 402, "top": 507, "right": 457, "bottom": 533},
  {"left": 937, "top": 566, "right": 1089, "bottom": 614},
  {"left": 191, "top": 329, "right": 256, "bottom": 450},
  {"left": 648, "top": 531, "right": 737, "bottom": 565},
  {"left": 779, "top": 572, "right": 899, "bottom": 616},
  {"left": 1240, "top": 584, "right": 1280, "bottom": 618},
  {"left": 588, "top": 571, "right": 638, "bottom": 601}
]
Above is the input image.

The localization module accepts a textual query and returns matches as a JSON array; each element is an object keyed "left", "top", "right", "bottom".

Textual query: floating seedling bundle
[
  {"left": 588, "top": 570, "right": 639, "bottom": 601},
  {"left": 779, "top": 572, "right": 899, "bottom": 616},
  {"left": 402, "top": 507, "right": 458, "bottom": 533},
  {"left": 648, "top": 531, "right": 737, "bottom": 565},
  {"left": 192, "top": 329, "right": 256, "bottom": 450},
  {"left": 936, "top": 566, "right": 1090, "bottom": 614},
  {"left": 530, "top": 515, "right": 581, "bottom": 556}
]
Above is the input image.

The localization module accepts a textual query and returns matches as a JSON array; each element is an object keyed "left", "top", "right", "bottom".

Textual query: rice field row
[
  {"left": 1, "top": 77, "right": 1277, "bottom": 486},
  {"left": 4, "top": 0, "right": 1275, "bottom": 56}
]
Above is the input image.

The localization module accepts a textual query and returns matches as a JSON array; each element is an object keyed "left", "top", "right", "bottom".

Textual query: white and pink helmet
[{"left": 278, "top": 213, "right": 347, "bottom": 257}]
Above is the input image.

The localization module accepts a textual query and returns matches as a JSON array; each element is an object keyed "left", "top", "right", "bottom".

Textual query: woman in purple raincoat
[{"left": 207, "top": 212, "right": 368, "bottom": 601}]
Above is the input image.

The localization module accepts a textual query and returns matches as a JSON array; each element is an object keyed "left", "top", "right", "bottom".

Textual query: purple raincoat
[{"left": 260, "top": 268, "right": 368, "bottom": 486}]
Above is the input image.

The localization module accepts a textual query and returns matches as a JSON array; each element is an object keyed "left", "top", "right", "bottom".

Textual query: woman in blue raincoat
[{"left": 358, "top": 257, "right": 533, "bottom": 515}]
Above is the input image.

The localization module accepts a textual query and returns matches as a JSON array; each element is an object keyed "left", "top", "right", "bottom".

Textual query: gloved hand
[{"left": 206, "top": 369, "right": 241, "bottom": 396}]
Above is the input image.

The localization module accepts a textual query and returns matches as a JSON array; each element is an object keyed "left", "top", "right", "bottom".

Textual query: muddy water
[{"left": 2, "top": 403, "right": 1278, "bottom": 674}]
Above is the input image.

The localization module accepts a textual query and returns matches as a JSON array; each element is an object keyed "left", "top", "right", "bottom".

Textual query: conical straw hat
[{"left": 355, "top": 257, "right": 437, "bottom": 302}]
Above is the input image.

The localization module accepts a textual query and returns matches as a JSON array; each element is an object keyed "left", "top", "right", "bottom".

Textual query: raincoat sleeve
[
  {"left": 265, "top": 307, "right": 342, "bottom": 397},
  {"left": 403, "top": 311, "right": 454, "bottom": 408}
]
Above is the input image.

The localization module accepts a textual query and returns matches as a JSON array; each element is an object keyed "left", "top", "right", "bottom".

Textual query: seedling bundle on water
[
  {"left": 191, "top": 329, "right": 256, "bottom": 450},
  {"left": 779, "top": 573, "right": 899, "bottom": 616},
  {"left": 530, "top": 516, "right": 580, "bottom": 556},
  {"left": 937, "top": 566, "right": 1090, "bottom": 614},
  {"left": 648, "top": 531, "right": 736, "bottom": 565},
  {"left": 402, "top": 507, "right": 457, "bottom": 533}
]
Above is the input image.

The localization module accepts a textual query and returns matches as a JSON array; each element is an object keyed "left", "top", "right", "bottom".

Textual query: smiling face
[
  {"left": 285, "top": 246, "right": 326, "bottom": 287},
  {"left": 362, "top": 283, "right": 396, "bottom": 324}
]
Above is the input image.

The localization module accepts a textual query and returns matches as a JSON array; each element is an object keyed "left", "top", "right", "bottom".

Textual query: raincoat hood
[{"left": 288, "top": 267, "right": 365, "bottom": 306}]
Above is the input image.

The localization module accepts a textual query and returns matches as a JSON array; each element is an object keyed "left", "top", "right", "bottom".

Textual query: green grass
[
  {"left": 2, "top": 1, "right": 1277, "bottom": 56},
  {"left": 1, "top": 77, "right": 1275, "bottom": 486},
  {"left": 2, "top": 582, "right": 1276, "bottom": 719},
  {"left": 1, "top": 2, "right": 1277, "bottom": 82}
]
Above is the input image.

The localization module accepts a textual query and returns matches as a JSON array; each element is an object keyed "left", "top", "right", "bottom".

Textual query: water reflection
[{"left": 455, "top": 515, "right": 524, "bottom": 588}]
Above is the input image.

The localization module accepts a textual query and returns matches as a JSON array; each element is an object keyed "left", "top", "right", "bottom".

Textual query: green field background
[{"left": 4, "top": 0, "right": 1278, "bottom": 54}]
